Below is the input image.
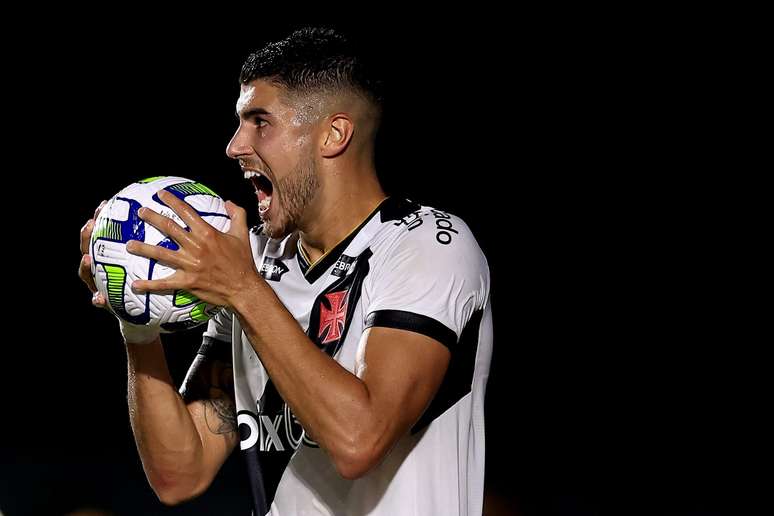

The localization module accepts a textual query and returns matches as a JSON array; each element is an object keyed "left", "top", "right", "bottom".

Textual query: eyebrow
[{"left": 237, "top": 107, "right": 272, "bottom": 119}]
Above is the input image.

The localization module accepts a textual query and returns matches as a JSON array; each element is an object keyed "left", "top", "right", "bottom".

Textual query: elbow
[
  {"left": 331, "top": 436, "right": 385, "bottom": 480},
  {"left": 157, "top": 491, "right": 188, "bottom": 507},
  {"left": 156, "top": 489, "right": 195, "bottom": 507},
  {"left": 150, "top": 471, "right": 208, "bottom": 506}
]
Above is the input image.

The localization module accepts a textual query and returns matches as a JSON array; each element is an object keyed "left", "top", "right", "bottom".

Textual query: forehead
[{"left": 236, "top": 80, "right": 284, "bottom": 115}]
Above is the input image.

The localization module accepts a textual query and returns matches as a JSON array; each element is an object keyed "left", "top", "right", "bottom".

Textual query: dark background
[{"left": 0, "top": 14, "right": 745, "bottom": 516}]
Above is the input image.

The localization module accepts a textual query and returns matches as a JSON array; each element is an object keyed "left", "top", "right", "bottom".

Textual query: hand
[
  {"left": 78, "top": 200, "right": 109, "bottom": 308},
  {"left": 79, "top": 199, "right": 159, "bottom": 345},
  {"left": 127, "top": 190, "right": 261, "bottom": 310}
]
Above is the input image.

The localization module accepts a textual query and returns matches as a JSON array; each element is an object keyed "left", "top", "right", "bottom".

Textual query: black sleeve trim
[
  {"left": 199, "top": 336, "right": 232, "bottom": 363},
  {"left": 364, "top": 310, "right": 458, "bottom": 349}
]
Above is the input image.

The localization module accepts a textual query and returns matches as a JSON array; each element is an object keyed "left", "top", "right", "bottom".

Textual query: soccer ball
[{"left": 89, "top": 176, "right": 231, "bottom": 332}]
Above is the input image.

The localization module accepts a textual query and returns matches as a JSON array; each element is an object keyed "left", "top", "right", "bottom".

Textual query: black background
[{"left": 0, "top": 12, "right": 745, "bottom": 516}]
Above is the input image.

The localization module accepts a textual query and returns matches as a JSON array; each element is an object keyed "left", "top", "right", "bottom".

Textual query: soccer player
[{"left": 78, "top": 27, "right": 493, "bottom": 515}]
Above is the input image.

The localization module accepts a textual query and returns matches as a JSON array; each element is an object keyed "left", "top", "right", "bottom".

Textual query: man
[{"left": 78, "top": 27, "right": 492, "bottom": 515}]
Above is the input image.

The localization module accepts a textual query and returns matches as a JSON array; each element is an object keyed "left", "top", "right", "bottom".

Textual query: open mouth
[{"left": 244, "top": 170, "right": 274, "bottom": 216}]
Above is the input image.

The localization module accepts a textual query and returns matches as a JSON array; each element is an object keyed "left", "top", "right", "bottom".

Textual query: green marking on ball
[
  {"left": 168, "top": 182, "right": 219, "bottom": 198},
  {"left": 102, "top": 265, "right": 126, "bottom": 310},
  {"left": 92, "top": 218, "right": 122, "bottom": 242},
  {"left": 190, "top": 302, "right": 210, "bottom": 322},
  {"left": 173, "top": 290, "right": 199, "bottom": 307},
  {"left": 138, "top": 176, "right": 167, "bottom": 183}
]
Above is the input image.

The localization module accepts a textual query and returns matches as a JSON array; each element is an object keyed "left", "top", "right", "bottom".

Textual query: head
[{"left": 226, "top": 27, "right": 384, "bottom": 239}]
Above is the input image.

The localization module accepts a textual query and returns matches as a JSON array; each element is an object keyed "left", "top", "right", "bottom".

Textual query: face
[{"left": 226, "top": 80, "right": 321, "bottom": 239}]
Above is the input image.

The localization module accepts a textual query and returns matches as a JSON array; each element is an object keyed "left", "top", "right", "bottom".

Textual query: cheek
[
  {"left": 246, "top": 131, "right": 280, "bottom": 165},
  {"left": 291, "top": 134, "right": 310, "bottom": 149}
]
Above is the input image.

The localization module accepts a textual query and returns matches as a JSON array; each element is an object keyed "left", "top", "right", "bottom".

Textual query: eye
[{"left": 254, "top": 117, "right": 268, "bottom": 129}]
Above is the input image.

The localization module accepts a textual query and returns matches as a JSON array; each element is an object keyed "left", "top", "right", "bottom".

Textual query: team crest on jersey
[
  {"left": 318, "top": 290, "right": 349, "bottom": 344},
  {"left": 330, "top": 254, "right": 356, "bottom": 277},
  {"left": 260, "top": 258, "right": 290, "bottom": 282}
]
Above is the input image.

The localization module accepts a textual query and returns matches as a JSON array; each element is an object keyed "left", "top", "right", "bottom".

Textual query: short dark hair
[{"left": 240, "top": 27, "right": 383, "bottom": 108}]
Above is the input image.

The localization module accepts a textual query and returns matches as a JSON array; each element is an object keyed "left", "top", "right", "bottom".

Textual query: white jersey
[{"left": 201, "top": 197, "right": 493, "bottom": 516}]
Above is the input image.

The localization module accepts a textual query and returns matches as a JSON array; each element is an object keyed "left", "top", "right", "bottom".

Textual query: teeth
[
  {"left": 244, "top": 170, "right": 262, "bottom": 180},
  {"left": 259, "top": 196, "right": 272, "bottom": 214}
]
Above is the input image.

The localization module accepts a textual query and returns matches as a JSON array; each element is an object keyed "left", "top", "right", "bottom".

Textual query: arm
[
  {"left": 128, "top": 194, "right": 483, "bottom": 480},
  {"left": 232, "top": 292, "right": 450, "bottom": 479},
  {"left": 78, "top": 199, "right": 238, "bottom": 505},
  {"left": 127, "top": 336, "right": 238, "bottom": 505}
]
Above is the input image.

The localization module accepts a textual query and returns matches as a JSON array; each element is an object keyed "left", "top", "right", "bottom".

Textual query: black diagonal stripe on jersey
[
  {"left": 242, "top": 376, "right": 307, "bottom": 511},
  {"left": 241, "top": 445, "right": 269, "bottom": 516},
  {"left": 364, "top": 310, "right": 458, "bottom": 349},
  {"left": 411, "top": 309, "right": 483, "bottom": 434},
  {"left": 239, "top": 408, "right": 295, "bottom": 516},
  {"left": 306, "top": 249, "right": 373, "bottom": 356}
]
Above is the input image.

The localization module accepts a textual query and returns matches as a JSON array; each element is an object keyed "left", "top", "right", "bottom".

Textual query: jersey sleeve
[
  {"left": 365, "top": 210, "right": 489, "bottom": 348},
  {"left": 201, "top": 307, "right": 233, "bottom": 348},
  {"left": 179, "top": 308, "right": 233, "bottom": 399}
]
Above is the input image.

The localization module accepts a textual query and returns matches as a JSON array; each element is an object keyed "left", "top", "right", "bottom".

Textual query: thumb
[{"left": 224, "top": 200, "right": 249, "bottom": 241}]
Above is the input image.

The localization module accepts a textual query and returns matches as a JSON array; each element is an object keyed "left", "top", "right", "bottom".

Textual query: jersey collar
[{"left": 296, "top": 197, "right": 389, "bottom": 284}]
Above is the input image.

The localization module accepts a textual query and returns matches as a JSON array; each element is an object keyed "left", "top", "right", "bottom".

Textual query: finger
[
  {"left": 92, "top": 291, "right": 107, "bottom": 308},
  {"left": 126, "top": 240, "right": 185, "bottom": 268},
  {"left": 157, "top": 190, "right": 210, "bottom": 234},
  {"left": 131, "top": 276, "right": 179, "bottom": 293},
  {"left": 225, "top": 200, "right": 249, "bottom": 241},
  {"left": 80, "top": 219, "right": 95, "bottom": 255},
  {"left": 138, "top": 206, "right": 197, "bottom": 249},
  {"left": 94, "top": 199, "right": 108, "bottom": 219},
  {"left": 79, "top": 254, "right": 97, "bottom": 293}
]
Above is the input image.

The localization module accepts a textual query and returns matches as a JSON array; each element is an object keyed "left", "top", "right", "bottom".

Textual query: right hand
[
  {"left": 80, "top": 200, "right": 160, "bottom": 345},
  {"left": 79, "top": 200, "right": 108, "bottom": 308}
]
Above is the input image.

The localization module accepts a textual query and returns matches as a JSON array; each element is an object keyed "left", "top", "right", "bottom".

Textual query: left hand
[{"left": 127, "top": 189, "right": 261, "bottom": 309}]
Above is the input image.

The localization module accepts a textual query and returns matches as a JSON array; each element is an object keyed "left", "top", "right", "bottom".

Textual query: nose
[{"left": 226, "top": 124, "right": 249, "bottom": 160}]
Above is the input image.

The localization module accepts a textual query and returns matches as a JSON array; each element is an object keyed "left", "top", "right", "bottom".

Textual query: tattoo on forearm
[
  {"left": 181, "top": 356, "right": 237, "bottom": 435},
  {"left": 204, "top": 395, "right": 238, "bottom": 435}
]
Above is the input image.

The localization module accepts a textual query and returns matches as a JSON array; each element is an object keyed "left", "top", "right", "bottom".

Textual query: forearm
[
  {"left": 232, "top": 280, "right": 377, "bottom": 469},
  {"left": 126, "top": 338, "right": 205, "bottom": 501}
]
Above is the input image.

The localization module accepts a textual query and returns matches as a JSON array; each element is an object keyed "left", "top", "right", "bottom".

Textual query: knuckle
[
  {"left": 200, "top": 226, "right": 215, "bottom": 239},
  {"left": 80, "top": 219, "right": 94, "bottom": 236},
  {"left": 78, "top": 268, "right": 93, "bottom": 286},
  {"left": 95, "top": 200, "right": 106, "bottom": 216},
  {"left": 164, "top": 219, "right": 179, "bottom": 233}
]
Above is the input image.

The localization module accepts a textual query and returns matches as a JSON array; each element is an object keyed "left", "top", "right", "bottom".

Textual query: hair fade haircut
[{"left": 239, "top": 27, "right": 384, "bottom": 109}]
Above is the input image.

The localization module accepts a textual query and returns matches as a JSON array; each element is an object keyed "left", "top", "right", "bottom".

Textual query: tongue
[{"left": 257, "top": 189, "right": 268, "bottom": 202}]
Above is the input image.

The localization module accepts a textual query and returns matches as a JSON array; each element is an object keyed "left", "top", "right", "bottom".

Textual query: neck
[{"left": 298, "top": 168, "right": 385, "bottom": 265}]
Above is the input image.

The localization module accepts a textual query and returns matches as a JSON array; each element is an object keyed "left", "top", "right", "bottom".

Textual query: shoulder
[
  {"left": 375, "top": 200, "right": 488, "bottom": 275},
  {"left": 365, "top": 200, "right": 490, "bottom": 339}
]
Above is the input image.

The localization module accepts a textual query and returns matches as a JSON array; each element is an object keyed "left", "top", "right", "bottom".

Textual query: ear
[{"left": 320, "top": 114, "right": 354, "bottom": 158}]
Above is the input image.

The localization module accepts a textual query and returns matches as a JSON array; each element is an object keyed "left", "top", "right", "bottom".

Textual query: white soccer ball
[{"left": 89, "top": 176, "right": 231, "bottom": 333}]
